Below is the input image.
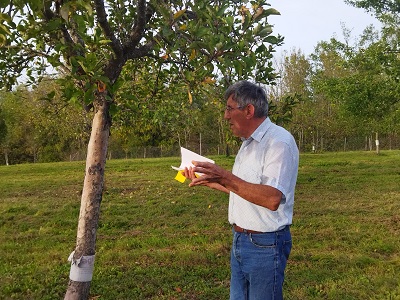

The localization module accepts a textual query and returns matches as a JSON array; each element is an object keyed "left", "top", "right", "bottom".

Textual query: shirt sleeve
[{"left": 261, "top": 140, "right": 297, "bottom": 199}]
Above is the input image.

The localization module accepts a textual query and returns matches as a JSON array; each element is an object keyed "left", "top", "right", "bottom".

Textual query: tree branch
[
  {"left": 94, "top": 0, "right": 124, "bottom": 57},
  {"left": 129, "top": 0, "right": 147, "bottom": 44},
  {"left": 41, "top": 0, "right": 82, "bottom": 62},
  {"left": 125, "top": 40, "right": 157, "bottom": 60},
  {"left": 123, "top": 0, "right": 154, "bottom": 52}
]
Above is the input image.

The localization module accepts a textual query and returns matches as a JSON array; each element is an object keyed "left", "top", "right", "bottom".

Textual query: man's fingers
[
  {"left": 183, "top": 167, "right": 189, "bottom": 178},
  {"left": 192, "top": 166, "right": 206, "bottom": 175},
  {"left": 189, "top": 178, "right": 209, "bottom": 187},
  {"left": 192, "top": 160, "right": 213, "bottom": 168},
  {"left": 183, "top": 167, "right": 198, "bottom": 180}
]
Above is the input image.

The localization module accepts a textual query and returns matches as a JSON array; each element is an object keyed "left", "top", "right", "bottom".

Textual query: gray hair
[{"left": 224, "top": 81, "right": 268, "bottom": 118}]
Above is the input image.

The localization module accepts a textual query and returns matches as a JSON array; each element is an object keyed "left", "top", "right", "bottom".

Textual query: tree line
[
  {"left": 1, "top": 2, "right": 399, "bottom": 167},
  {"left": 1, "top": 15, "right": 399, "bottom": 165}
]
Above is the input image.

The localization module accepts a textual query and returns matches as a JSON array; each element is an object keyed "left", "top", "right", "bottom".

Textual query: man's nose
[{"left": 224, "top": 111, "right": 229, "bottom": 119}]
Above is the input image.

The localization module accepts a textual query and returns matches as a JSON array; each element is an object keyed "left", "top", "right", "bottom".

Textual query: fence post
[{"left": 375, "top": 132, "right": 380, "bottom": 154}]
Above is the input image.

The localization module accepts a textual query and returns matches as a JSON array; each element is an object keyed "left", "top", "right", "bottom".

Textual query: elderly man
[{"left": 184, "top": 80, "right": 299, "bottom": 300}]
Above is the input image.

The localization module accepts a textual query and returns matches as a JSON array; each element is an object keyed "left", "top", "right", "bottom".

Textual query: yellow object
[{"left": 175, "top": 171, "right": 186, "bottom": 183}]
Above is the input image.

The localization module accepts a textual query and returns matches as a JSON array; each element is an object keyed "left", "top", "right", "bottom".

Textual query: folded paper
[{"left": 172, "top": 147, "right": 214, "bottom": 183}]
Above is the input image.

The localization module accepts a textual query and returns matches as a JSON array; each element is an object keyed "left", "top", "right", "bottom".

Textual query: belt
[
  {"left": 233, "top": 224, "right": 290, "bottom": 234},
  {"left": 233, "top": 224, "right": 263, "bottom": 234}
]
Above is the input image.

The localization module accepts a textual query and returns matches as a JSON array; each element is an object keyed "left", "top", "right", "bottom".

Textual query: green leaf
[
  {"left": 0, "top": 0, "right": 9, "bottom": 9},
  {"left": 45, "top": 19, "right": 62, "bottom": 31},
  {"left": 264, "top": 35, "right": 280, "bottom": 44},
  {"left": 60, "top": 4, "right": 70, "bottom": 22},
  {"left": 233, "top": 60, "right": 243, "bottom": 76},
  {"left": 78, "top": 0, "right": 93, "bottom": 15},
  {"left": 0, "top": 22, "right": 11, "bottom": 36},
  {"left": 77, "top": 61, "right": 89, "bottom": 74},
  {"left": 99, "top": 39, "right": 112, "bottom": 45},
  {"left": 257, "top": 26, "right": 273, "bottom": 37},
  {"left": 216, "top": 4, "right": 229, "bottom": 17},
  {"left": 195, "top": 27, "right": 209, "bottom": 38},
  {"left": 0, "top": 13, "right": 11, "bottom": 22},
  {"left": 264, "top": 8, "right": 281, "bottom": 16},
  {"left": 0, "top": 33, "right": 6, "bottom": 46},
  {"left": 225, "top": 16, "right": 234, "bottom": 27},
  {"left": 255, "top": 43, "right": 267, "bottom": 54},
  {"left": 46, "top": 91, "right": 56, "bottom": 100}
]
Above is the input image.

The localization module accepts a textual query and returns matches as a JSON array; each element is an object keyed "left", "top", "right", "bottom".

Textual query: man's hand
[{"left": 183, "top": 161, "right": 230, "bottom": 194}]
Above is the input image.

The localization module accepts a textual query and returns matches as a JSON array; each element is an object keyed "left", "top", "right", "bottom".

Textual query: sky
[{"left": 267, "top": 0, "right": 382, "bottom": 56}]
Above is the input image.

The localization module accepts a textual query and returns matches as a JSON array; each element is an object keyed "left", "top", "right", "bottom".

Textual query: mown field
[{"left": 0, "top": 150, "right": 399, "bottom": 299}]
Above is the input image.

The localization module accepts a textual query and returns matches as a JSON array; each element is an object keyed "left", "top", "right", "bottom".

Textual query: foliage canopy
[{"left": 0, "top": 0, "right": 282, "bottom": 104}]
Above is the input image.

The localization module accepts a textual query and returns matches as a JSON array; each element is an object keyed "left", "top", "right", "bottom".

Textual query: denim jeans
[{"left": 230, "top": 226, "right": 292, "bottom": 300}]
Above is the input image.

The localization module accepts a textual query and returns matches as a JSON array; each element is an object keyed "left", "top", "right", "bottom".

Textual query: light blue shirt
[{"left": 229, "top": 117, "right": 299, "bottom": 232}]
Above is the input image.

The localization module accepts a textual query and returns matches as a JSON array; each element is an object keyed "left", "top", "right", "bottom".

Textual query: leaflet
[{"left": 172, "top": 147, "right": 214, "bottom": 183}]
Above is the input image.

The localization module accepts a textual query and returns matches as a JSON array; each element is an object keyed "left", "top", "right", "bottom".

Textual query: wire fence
[
  {"left": 2, "top": 134, "right": 398, "bottom": 165},
  {"left": 104, "top": 134, "right": 400, "bottom": 160}
]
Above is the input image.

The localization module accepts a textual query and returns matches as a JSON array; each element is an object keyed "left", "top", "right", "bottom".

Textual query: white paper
[
  {"left": 172, "top": 147, "right": 214, "bottom": 172},
  {"left": 68, "top": 251, "right": 95, "bottom": 282}
]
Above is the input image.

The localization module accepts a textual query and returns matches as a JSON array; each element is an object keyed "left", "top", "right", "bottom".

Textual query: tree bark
[{"left": 64, "top": 90, "right": 111, "bottom": 300}]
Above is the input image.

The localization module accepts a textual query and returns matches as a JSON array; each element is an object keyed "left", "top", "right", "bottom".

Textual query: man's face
[{"left": 224, "top": 95, "right": 249, "bottom": 138}]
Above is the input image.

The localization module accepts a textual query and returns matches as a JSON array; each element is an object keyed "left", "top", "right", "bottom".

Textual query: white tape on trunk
[{"left": 68, "top": 251, "right": 96, "bottom": 282}]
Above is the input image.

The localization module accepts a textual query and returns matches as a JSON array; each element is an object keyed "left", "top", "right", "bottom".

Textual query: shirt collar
[{"left": 241, "top": 117, "right": 271, "bottom": 143}]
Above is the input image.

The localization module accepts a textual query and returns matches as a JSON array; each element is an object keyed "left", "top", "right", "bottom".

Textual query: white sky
[{"left": 267, "top": 0, "right": 382, "bottom": 56}]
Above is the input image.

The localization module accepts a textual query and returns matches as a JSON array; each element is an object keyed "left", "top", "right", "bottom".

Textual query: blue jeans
[{"left": 230, "top": 226, "right": 292, "bottom": 300}]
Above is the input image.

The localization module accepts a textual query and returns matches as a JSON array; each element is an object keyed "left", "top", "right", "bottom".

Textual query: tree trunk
[{"left": 64, "top": 91, "right": 111, "bottom": 300}]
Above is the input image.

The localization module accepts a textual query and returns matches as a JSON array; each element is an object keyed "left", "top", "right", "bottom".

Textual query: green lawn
[{"left": 0, "top": 151, "right": 399, "bottom": 299}]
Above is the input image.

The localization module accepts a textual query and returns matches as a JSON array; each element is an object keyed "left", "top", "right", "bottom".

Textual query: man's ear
[{"left": 245, "top": 104, "right": 255, "bottom": 119}]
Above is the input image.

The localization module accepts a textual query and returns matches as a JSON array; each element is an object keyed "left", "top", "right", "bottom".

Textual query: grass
[{"left": 0, "top": 151, "right": 400, "bottom": 299}]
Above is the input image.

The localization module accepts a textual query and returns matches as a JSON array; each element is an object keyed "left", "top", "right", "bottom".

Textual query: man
[{"left": 183, "top": 80, "right": 299, "bottom": 300}]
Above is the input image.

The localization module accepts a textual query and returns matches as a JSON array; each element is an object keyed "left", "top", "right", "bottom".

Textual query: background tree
[
  {"left": 0, "top": 107, "right": 6, "bottom": 163},
  {"left": 271, "top": 50, "right": 311, "bottom": 150},
  {"left": 308, "top": 21, "right": 400, "bottom": 151},
  {"left": 345, "top": 0, "right": 400, "bottom": 15},
  {"left": 0, "top": 88, "right": 43, "bottom": 164},
  {"left": 0, "top": 93, "right": 11, "bottom": 165},
  {"left": 309, "top": 38, "right": 355, "bottom": 151},
  {"left": 0, "top": 1, "right": 282, "bottom": 298},
  {"left": 0, "top": 82, "right": 89, "bottom": 164}
]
